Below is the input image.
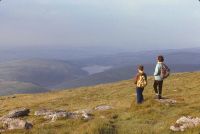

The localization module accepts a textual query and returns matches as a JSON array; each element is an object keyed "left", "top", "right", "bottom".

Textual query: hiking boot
[
  {"left": 154, "top": 95, "right": 159, "bottom": 99},
  {"left": 158, "top": 95, "right": 162, "bottom": 99}
]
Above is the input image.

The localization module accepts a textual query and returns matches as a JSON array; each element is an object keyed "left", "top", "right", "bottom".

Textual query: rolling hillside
[
  {"left": 55, "top": 49, "right": 200, "bottom": 89},
  {"left": 0, "top": 59, "right": 88, "bottom": 96},
  {"left": 0, "top": 80, "right": 48, "bottom": 96},
  {"left": 0, "top": 72, "right": 200, "bottom": 134},
  {"left": 54, "top": 64, "right": 200, "bottom": 89},
  {"left": 0, "top": 59, "right": 88, "bottom": 87},
  {"left": 0, "top": 49, "right": 200, "bottom": 96}
]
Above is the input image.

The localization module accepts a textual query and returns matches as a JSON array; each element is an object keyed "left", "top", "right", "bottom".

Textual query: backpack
[
  {"left": 161, "top": 63, "right": 170, "bottom": 79},
  {"left": 137, "top": 74, "right": 147, "bottom": 88}
]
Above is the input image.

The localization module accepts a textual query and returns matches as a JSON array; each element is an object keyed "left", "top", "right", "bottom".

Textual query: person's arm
[{"left": 154, "top": 64, "right": 159, "bottom": 76}]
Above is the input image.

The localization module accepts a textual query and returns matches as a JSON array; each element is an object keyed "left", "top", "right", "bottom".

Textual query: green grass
[{"left": 1, "top": 72, "right": 200, "bottom": 134}]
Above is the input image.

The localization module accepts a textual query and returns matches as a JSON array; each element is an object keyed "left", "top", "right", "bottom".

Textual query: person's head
[
  {"left": 157, "top": 55, "right": 164, "bottom": 62},
  {"left": 138, "top": 65, "right": 144, "bottom": 72}
]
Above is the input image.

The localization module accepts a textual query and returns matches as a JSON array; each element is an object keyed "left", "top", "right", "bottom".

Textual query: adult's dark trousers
[
  {"left": 153, "top": 80, "right": 163, "bottom": 98},
  {"left": 136, "top": 87, "right": 144, "bottom": 104}
]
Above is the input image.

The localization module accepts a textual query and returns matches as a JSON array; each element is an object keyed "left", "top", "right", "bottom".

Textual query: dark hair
[
  {"left": 157, "top": 55, "right": 164, "bottom": 62},
  {"left": 138, "top": 65, "right": 144, "bottom": 71}
]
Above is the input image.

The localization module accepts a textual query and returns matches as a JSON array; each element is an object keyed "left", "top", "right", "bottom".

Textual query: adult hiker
[
  {"left": 134, "top": 65, "right": 147, "bottom": 104},
  {"left": 153, "top": 55, "right": 170, "bottom": 99}
]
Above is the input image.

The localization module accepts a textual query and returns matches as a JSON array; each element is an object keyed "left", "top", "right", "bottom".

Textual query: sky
[{"left": 0, "top": 0, "right": 200, "bottom": 51}]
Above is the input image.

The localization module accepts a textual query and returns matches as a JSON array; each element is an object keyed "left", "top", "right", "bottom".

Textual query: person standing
[
  {"left": 134, "top": 65, "right": 147, "bottom": 104},
  {"left": 153, "top": 55, "right": 170, "bottom": 99}
]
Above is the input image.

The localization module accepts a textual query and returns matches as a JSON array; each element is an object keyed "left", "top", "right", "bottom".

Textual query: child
[{"left": 134, "top": 65, "right": 147, "bottom": 104}]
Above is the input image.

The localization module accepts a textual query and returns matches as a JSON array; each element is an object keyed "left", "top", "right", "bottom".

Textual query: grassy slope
[{"left": 0, "top": 72, "right": 200, "bottom": 134}]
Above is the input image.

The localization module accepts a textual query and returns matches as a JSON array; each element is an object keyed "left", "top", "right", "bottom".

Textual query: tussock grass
[{"left": 0, "top": 72, "right": 200, "bottom": 134}]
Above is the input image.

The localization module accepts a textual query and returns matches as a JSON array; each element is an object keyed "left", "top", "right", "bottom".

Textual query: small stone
[
  {"left": 95, "top": 105, "right": 112, "bottom": 111},
  {"left": 156, "top": 99, "right": 177, "bottom": 105}
]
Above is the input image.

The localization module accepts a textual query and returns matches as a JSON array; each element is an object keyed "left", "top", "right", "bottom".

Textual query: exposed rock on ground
[
  {"left": 34, "top": 109, "right": 63, "bottom": 116},
  {"left": 35, "top": 109, "right": 93, "bottom": 121},
  {"left": 2, "top": 118, "right": 32, "bottom": 130},
  {"left": 35, "top": 109, "right": 69, "bottom": 122},
  {"left": 94, "top": 105, "right": 113, "bottom": 111},
  {"left": 7, "top": 108, "right": 30, "bottom": 118},
  {"left": 156, "top": 98, "right": 177, "bottom": 105},
  {"left": 0, "top": 108, "right": 30, "bottom": 120},
  {"left": 45, "top": 111, "right": 69, "bottom": 122},
  {"left": 73, "top": 109, "right": 93, "bottom": 120},
  {"left": 0, "top": 108, "right": 32, "bottom": 131},
  {"left": 35, "top": 105, "right": 112, "bottom": 122},
  {"left": 170, "top": 116, "right": 200, "bottom": 132}
]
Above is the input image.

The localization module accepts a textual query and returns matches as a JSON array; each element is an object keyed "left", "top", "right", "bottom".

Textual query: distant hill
[
  {"left": 0, "top": 59, "right": 88, "bottom": 87},
  {"left": 0, "top": 46, "right": 128, "bottom": 62},
  {"left": 0, "top": 59, "right": 88, "bottom": 95},
  {"left": 54, "top": 64, "right": 200, "bottom": 89},
  {"left": 60, "top": 49, "right": 200, "bottom": 89},
  {"left": 1, "top": 72, "right": 200, "bottom": 134},
  {"left": 75, "top": 49, "right": 200, "bottom": 67},
  {"left": 0, "top": 80, "right": 48, "bottom": 96},
  {"left": 50, "top": 49, "right": 200, "bottom": 89},
  {"left": 0, "top": 48, "right": 200, "bottom": 95}
]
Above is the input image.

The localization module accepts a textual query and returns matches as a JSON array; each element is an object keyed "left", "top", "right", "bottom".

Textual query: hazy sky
[{"left": 0, "top": 0, "right": 200, "bottom": 51}]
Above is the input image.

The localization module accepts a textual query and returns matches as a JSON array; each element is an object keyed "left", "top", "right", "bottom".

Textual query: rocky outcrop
[
  {"left": 34, "top": 109, "right": 61, "bottom": 116},
  {"left": 34, "top": 105, "right": 113, "bottom": 122},
  {"left": 7, "top": 108, "right": 30, "bottom": 118},
  {"left": 0, "top": 108, "right": 30, "bottom": 121},
  {"left": 0, "top": 108, "right": 32, "bottom": 131},
  {"left": 45, "top": 111, "right": 69, "bottom": 122},
  {"left": 35, "top": 109, "right": 93, "bottom": 122},
  {"left": 73, "top": 109, "right": 93, "bottom": 120},
  {"left": 170, "top": 116, "right": 200, "bottom": 132},
  {"left": 35, "top": 109, "right": 90, "bottom": 122},
  {"left": 0, "top": 104, "right": 113, "bottom": 132},
  {"left": 2, "top": 118, "right": 32, "bottom": 130},
  {"left": 35, "top": 109, "right": 69, "bottom": 122}
]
